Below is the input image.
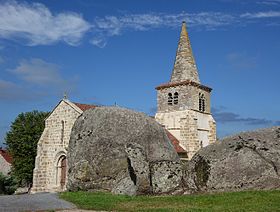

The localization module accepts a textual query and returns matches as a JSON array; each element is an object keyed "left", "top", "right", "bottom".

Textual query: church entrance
[
  {"left": 56, "top": 155, "right": 67, "bottom": 190},
  {"left": 60, "top": 156, "right": 66, "bottom": 188}
]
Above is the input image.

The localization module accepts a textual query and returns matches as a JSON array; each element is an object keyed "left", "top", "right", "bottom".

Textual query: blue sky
[{"left": 1, "top": 0, "right": 280, "bottom": 146}]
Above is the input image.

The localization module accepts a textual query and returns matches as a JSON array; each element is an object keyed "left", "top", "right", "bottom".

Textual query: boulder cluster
[{"left": 67, "top": 107, "right": 280, "bottom": 195}]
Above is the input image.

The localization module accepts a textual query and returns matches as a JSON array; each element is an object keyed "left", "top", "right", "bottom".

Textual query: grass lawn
[{"left": 60, "top": 190, "right": 280, "bottom": 211}]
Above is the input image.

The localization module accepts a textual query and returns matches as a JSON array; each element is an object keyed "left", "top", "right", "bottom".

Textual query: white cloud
[
  {"left": 257, "top": 0, "right": 280, "bottom": 5},
  {"left": 241, "top": 11, "right": 280, "bottom": 18},
  {"left": 0, "top": 1, "right": 91, "bottom": 45},
  {"left": 226, "top": 52, "right": 257, "bottom": 70},
  {"left": 0, "top": 56, "right": 4, "bottom": 64},
  {"left": 9, "top": 58, "right": 78, "bottom": 94},
  {"left": 90, "top": 37, "right": 107, "bottom": 48},
  {"left": 2, "top": 58, "right": 78, "bottom": 102},
  {"left": 94, "top": 12, "right": 236, "bottom": 33},
  {"left": 10, "top": 58, "right": 65, "bottom": 85},
  {"left": 0, "top": 1, "right": 279, "bottom": 48},
  {"left": 91, "top": 12, "right": 236, "bottom": 47},
  {"left": 0, "top": 79, "right": 44, "bottom": 101},
  {"left": 90, "top": 10, "right": 280, "bottom": 47}
]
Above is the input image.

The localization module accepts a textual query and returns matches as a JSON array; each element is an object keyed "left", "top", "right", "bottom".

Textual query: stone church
[{"left": 31, "top": 22, "right": 216, "bottom": 193}]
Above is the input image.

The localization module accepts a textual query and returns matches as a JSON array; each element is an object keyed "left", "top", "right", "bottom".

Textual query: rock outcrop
[
  {"left": 186, "top": 127, "right": 280, "bottom": 193},
  {"left": 67, "top": 107, "right": 182, "bottom": 195}
]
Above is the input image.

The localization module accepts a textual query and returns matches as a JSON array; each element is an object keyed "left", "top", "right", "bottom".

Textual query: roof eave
[{"left": 155, "top": 80, "right": 212, "bottom": 92}]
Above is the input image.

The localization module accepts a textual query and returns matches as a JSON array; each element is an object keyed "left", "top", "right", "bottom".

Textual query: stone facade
[
  {"left": 157, "top": 84, "right": 211, "bottom": 113},
  {"left": 31, "top": 99, "right": 94, "bottom": 193},
  {"left": 155, "top": 22, "right": 216, "bottom": 159},
  {"left": 0, "top": 149, "right": 11, "bottom": 176}
]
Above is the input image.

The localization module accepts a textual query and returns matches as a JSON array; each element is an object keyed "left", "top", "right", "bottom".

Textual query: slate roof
[{"left": 0, "top": 149, "right": 12, "bottom": 164}]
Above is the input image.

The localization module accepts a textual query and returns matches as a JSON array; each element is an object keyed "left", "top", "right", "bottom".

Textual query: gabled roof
[
  {"left": 0, "top": 149, "right": 12, "bottom": 164},
  {"left": 73, "top": 103, "right": 97, "bottom": 111},
  {"left": 165, "top": 130, "right": 187, "bottom": 154},
  {"left": 45, "top": 99, "right": 98, "bottom": 120}
]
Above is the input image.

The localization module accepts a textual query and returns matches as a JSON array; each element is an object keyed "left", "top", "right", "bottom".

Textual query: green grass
[{"left": 60, "top": 190, "right": 280, "bottom": 212}]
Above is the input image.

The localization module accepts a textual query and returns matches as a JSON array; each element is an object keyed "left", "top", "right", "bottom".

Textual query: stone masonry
[
  {"left": 0, "top": 149, "right": 11, "bottom": 176},
  {"left": 155, "top": 22, "right": 216, "bottom": 159},
  {"left": 31, "top": 99, "right": 95, "bottom": 193},
  {"left": 171, "top": 22, "right": 200, "bottom": 83}
]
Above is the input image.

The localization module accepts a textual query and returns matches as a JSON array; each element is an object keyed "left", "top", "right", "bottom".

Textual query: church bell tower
[{"left": 155, "top": 21, "right": 216, "bottom": 159}]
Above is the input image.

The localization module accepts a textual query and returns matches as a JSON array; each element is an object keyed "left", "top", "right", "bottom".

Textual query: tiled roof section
[
  {"left": 166, "top": 131, "right": 187, "bottom": 153},
  {"left": 73, "top": 103, "right": 97, "bottom": 111},
  {"left": 156, "top": 80, "right": 212, "bottom": 92},
  {"left": 0, "top": 149, "right": 12, "bottom": 164}
]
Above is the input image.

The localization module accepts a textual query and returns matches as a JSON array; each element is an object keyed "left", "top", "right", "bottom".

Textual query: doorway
[{"left": 56, "top": 155, "right": 67, "bottom": 190}]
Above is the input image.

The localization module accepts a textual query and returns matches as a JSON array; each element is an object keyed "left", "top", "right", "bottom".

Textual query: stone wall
[
  {"left": 31, "top": 100, "right": 82, "bottom": 193},
  {"left": 0, "top": 156, "right": 11, "bottom": 176},
  {"left": 208, "top": 118, "right": 217, "bottom": 144},
  {"left": 157, "top": 85, "right": 210, "bottom": 113},
  {"left": 155, "top": 109, "right": 216, "bottom": 159}
]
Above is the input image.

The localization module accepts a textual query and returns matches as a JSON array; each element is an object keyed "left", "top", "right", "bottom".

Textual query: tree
[{"left": 5, "top": 111, "right": 49, "bottom": 186}]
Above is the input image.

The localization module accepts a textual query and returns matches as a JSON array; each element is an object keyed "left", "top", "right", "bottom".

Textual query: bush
[{"left": 0, "top": 173, "right": 17, "bottom": 195}]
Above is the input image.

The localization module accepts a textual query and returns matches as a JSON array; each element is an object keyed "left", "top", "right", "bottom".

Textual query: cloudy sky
[{"left": 0, "top": 0, "right": 280, "bottom": 145}]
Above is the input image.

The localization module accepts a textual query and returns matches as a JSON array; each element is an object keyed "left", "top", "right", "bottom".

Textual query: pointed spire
[{"left": 170, "top": 21, "right": 200, "bottom": 83}]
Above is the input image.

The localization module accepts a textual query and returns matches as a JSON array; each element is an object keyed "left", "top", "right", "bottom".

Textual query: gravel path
[{"left": 0, "top": 192, "right": 76, "bottom": 212}]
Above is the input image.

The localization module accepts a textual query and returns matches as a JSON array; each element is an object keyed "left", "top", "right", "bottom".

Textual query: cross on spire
[{"left": 63, "top": 92, "right": 68, "bottom": 100}]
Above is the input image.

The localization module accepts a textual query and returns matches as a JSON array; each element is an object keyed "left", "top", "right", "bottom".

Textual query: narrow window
[
  {"left": 61, "top": 120, "right": 65, "bottom": 144},
  {"left": 168, "top": 93, "right": 173, "bottom": 105},
  {"left": 199, "top": 93, "right": 206, "bottom": 112},
  {"left": 173, "top": 92, "right": 179, "bottom": 105}
]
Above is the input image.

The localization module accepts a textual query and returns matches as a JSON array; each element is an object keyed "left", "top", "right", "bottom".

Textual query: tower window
[
  {"left": 173, "top": 92, "right": 179, "bottom": 104},
  {"left": 168, "top": 93, "right": 173, "bottom": 105},
  {"left": 199, "top": 93, "right": 206, "bottom": 112}
]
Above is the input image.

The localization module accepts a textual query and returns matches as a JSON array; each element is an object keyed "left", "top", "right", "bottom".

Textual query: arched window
[
  {"left": 168, "top": 93, "right": 173, "bottom": 105},
  {"left": 61, "top": 120, "right": 65, "bottom": 144},
  {"left": 199, "top": 93, "right": 206, "bottom": 112},
  {"left": 173, "top": 92, "right": 179, "bottom": 104}
]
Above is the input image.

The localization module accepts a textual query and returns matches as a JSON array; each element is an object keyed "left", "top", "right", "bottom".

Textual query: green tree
[{"left": 5, "top": 111, "right": 49, "bottom": 186}]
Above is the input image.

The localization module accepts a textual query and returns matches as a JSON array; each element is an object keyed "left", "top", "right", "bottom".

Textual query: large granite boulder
[
  {"left": 67, "top": 107, "right": 182, "bottom": 195},
  {"left": 186, "top": 127, "right": 280, "bottom": 193}
]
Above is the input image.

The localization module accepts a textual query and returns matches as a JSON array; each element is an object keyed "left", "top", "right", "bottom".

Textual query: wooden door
[{"left": 60, "top": 157, "right": 66, "bottom": 188}]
